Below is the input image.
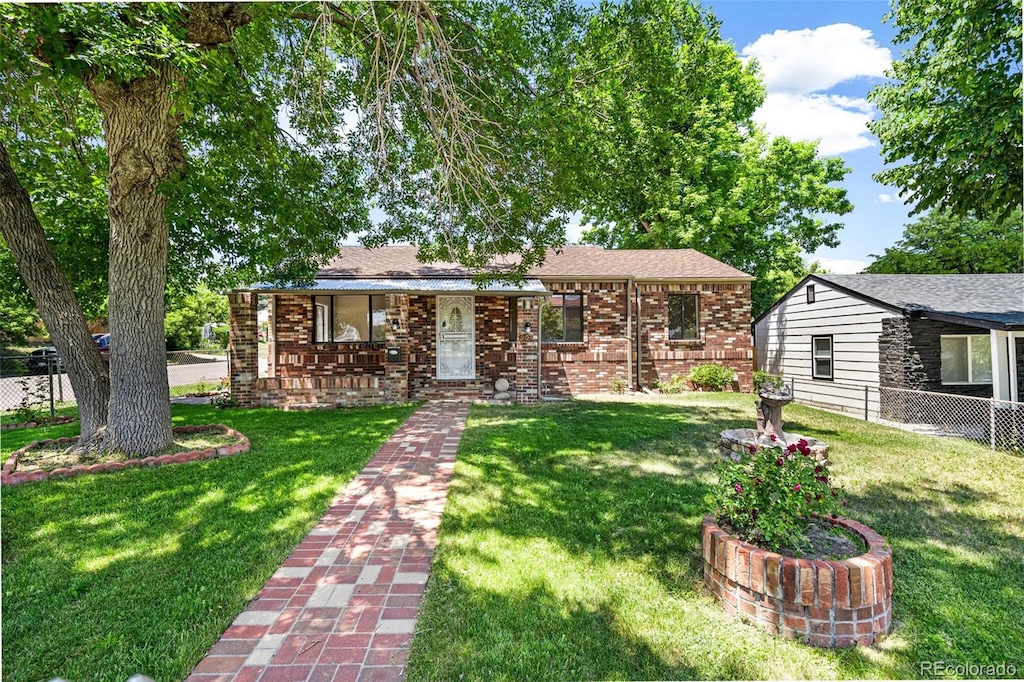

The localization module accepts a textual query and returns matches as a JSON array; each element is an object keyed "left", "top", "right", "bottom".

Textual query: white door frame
[{"left": 436, "top": 295, "right": 475, "bottom": 380}]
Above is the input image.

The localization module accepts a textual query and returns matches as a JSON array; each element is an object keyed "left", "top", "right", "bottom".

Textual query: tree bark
[
  {"left": 84, "top": 63, "right": 185, "bottom": 455},
  {"left": 0, "top": 142, "right": 111, "bottom": 446}
]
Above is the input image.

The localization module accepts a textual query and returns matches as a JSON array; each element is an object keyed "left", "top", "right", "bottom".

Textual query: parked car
[
  {"left": 93, "top": 333, "right": 111, "bottom": 356},
  {"left": 27, "top": 347, "right": 62, "bottom": 374}
]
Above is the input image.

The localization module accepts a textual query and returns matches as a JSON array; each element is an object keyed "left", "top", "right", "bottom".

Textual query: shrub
[
  {"left": 609, "top": 376, "right": 627, "bottom": 394},
  {"left": 688, "top": 363, "right": 734, "bottom": 391},
  {"left": 753, "top": 370, "right": 785, "bottom": 393},
  {"left": 655, "top": 374, "right": 689, "bottom": 394},
  {"left": 709, "top": 438, "right": 844, "bottom": 551},
  {"left": 212, "top": 324, "right": 230, "bottom": 349}
]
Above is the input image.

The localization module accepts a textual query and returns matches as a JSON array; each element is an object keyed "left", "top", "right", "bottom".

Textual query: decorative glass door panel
[{"left": 436, "top": 296, "right": 475, "bottom": 380}]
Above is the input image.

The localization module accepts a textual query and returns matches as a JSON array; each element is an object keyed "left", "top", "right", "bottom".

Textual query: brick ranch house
[{"left": 227, "top": 245, "right": 754, "bottom": 407}]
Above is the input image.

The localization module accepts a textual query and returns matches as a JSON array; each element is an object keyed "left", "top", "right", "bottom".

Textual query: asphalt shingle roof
[
  {"left": 317, "top": 245, "right": 752, "bottom": 281},
  {"left": 248, "top": 278, "right": 547, "bottom": 294},
  {"left": 815, "top": 274, "right": 1024, "bottom": 328}
]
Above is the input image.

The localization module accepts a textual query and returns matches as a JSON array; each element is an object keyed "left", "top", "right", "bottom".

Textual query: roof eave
[{"left": 917, "top": 310, "right": 1024, "bottom": 331}]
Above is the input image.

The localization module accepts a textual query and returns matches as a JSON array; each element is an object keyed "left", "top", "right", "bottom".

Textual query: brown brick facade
[
  {"left": 230, "top": 279, "right": 753, "bottom": 406},
  {"left": 407, "top": 295, "right": 518, "bottom": 400},
  {"left": 539, "top": 280, "right": 754, "bottom": 395},
  {"left": 541, "top": 281, "right": 630, "bottom": 396},
  {"left": 638, "top": 282, "right": 753, "bottom": 392}
]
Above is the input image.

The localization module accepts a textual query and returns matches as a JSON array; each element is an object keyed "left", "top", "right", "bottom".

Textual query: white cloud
[
  {"left": 742, "top": 24, "right": 891, "bottom": 95},
  {"left": 741, "top": 24, "right": 891, "bottom": 156},
  {"left": 564, "top": 211, "right": 590, "bottom": 244},
  {"left": 812, "top": 257, "right": 868, "bottom": 274},
  {"left": 753, "top": 92, "right": 877, "bottom": 156},
  {"left": 877, "top": 193, "right": 894, "bottom": 203}
]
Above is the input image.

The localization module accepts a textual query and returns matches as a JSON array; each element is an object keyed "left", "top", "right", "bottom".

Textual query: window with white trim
[
  {"left": 940, "top": 335, "right": 992, "bottom": 384},
  {"left": 811, "top": 336, "right": 833, "bottom": 379}
]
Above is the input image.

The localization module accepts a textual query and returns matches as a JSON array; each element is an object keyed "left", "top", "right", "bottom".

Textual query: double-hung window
[
  {"left": 668, "top": 294, "right": 699, "bottom": 340},
  {"left": 541, "top": 294, "right": 583, "bottom": 342},
  {"left": 940, "top": 335, "right": 992, "bottom": 384},
  {"left": 811, "top": 336, "right": 833, "bottom": 380},
  {"left": 313, "top": 295, "right": 387, "bottom": 342}
]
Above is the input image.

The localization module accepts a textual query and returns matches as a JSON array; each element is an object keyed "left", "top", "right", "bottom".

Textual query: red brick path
[{"left": 187, "top": 401, "right": 469, "bottom": 682}]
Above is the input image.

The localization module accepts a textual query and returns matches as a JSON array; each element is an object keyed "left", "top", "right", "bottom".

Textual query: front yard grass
[
  {"left": 406, "top": 394, "right": 1024, "bottom": 680},
  {"left": 1, "top": 402, "right": 418, "bottom": 682}
]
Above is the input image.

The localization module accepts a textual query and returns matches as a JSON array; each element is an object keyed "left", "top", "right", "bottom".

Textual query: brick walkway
[{"left": 187, "top": 401, "right": 469, "bottom": 682}]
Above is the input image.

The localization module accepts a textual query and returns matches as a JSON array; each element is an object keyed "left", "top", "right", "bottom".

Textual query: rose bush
[{"left": 709, "top": 437, "right": 846, "bottom": 550}]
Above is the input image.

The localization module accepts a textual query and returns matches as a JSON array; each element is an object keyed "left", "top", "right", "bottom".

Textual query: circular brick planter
[
  {"left": 702, "top": 515, "right": 892, "bottom": 648},
  {"left": 1, "top": 424, "right": 250, "bottom": 486}
]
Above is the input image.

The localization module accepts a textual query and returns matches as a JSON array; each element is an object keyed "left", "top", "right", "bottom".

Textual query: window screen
[{"left": 811, "top": 336, "right": 833, "bottom": 379}]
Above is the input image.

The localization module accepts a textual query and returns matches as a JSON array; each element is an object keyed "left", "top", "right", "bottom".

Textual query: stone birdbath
[
  {"left": 755, "top": 385, "right": 794, "bottom": 440},
  {"left": 719, "top": 382, "right": 830, "bottom": 460}
]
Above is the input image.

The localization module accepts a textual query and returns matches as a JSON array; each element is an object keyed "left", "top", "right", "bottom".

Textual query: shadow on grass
[
  {"left": 408, "top": 399, "right": 1022, "bottom": 680},
  {"left": 409, "top": 571, "right": 700, "bottom": 682},
  {"left": 1, "top": 402, "right": 417, "bottom": 682},
  {"left": 844, "top": 481, "right": 1024, "bottom": 667}
]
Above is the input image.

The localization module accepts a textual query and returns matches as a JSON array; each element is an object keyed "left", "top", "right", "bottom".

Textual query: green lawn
[
  {"left": 406, "top": 394, "right": 1024, "bottom": 680},
  {"left": 1, "top": 402, "right": 418, "bottom": 682}
]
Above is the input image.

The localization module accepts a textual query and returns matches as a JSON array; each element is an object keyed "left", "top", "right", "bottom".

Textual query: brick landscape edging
[
  {"left": 1, "top": 417, "right": 78, "bottom": 431},
  {"left": 1, "top": 424, "right": 250, "bottom": 486},
  {"left": 702, "top": 515, "right": 893, "bottom": 647}
]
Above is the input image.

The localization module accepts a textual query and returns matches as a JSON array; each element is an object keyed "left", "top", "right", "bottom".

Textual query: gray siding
[{"left": 755, "top": 280, "right": 896, "bottom": 387}]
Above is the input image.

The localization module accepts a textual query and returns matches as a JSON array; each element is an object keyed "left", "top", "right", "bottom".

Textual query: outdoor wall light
[
  {"left": 523, "top": 321, "right": 532, "bottom": 333},
  {"left": 391, "top": 318, "right": 401, "bottom": 331}
]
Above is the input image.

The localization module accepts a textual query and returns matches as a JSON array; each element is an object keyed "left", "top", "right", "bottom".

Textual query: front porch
[{"left": 227, "top": 289, "right": 545, "bottom": 408}]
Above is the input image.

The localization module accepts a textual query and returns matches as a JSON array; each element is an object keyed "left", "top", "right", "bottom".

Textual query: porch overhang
[{"left": 245, "top": 278, "right": 549, "bottom": 296}]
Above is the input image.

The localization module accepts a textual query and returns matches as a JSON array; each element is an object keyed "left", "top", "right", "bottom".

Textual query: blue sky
[{"left": 564, "top": 0, "right": 913, "bottom": 273}]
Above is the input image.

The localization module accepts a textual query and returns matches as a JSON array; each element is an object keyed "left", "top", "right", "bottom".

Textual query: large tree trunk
[
  {"left": 85, "top": 63, "right": 185, "bottom": 455},
  {"left": 0, "top": 142, "right": 111, "bottom": 446}
]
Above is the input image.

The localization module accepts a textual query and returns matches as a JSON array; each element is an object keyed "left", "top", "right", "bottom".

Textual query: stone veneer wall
[
  {"left": 407, "top": 295, "right": 517, "bottom": 400},
  {"left": 878, "top": 317, "right": 993, "bottom": 398},
  {"left": 638, "top": 282, "right": 753, "bottom": 392},
  {"left": 541, "top": 281, "right": 630, "bottom": 396}
]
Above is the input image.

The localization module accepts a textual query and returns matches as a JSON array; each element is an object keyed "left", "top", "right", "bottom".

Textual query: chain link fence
[
  {"left": 1, "top": 350, "right": 228, "bottom": 425},
  {"left": 787, "top": 377, "right": 1023, "bottom": 452}
]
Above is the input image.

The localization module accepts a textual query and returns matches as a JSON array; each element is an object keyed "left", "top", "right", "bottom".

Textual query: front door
[{"left": 436, "top": 295, "right": 475, "bottom": 380}]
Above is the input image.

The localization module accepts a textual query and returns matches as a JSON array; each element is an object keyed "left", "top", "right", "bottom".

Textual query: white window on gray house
[
  {"left": 940, "top": 335, "right": 992, "bottom": 384},
  {"left": 668, "top": 294, "right": 699, "bottom": 340},
  {"left": 811, "top": 336, "right": 833, "bottom": 379},
  {"left": 313, "top": 295, "right": 388, "bottom": 342}
]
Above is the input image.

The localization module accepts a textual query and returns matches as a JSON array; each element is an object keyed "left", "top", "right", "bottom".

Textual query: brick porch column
[
  {"left": 384, "top": 294, "right": 410, "bottom": 403},
  {"left": 515, "top": 297, "right": 541, "bottom": 404},
  {"left": 229, "top": 291, "right": 258, "bottom": 405}
]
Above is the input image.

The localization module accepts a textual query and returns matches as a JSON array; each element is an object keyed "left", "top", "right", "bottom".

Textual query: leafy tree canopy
[
  {"left": 863, "top": 208, "right": 1024, "bottom": 274},
  {"left": 567, "top": 0, "right": 853, "bottom": 315},
  {"left": 868, "top": 0, "right": 1023, "bottom": 221}
]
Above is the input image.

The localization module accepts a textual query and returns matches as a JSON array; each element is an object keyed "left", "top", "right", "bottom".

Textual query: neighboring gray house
[{"left": 754, "top": 274, "right": 1024, "bottom": 403}]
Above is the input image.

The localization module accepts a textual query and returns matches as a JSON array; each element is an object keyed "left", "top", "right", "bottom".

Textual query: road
[{"left": 0, "top": 359, "right": 228, "bottom": 412}]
